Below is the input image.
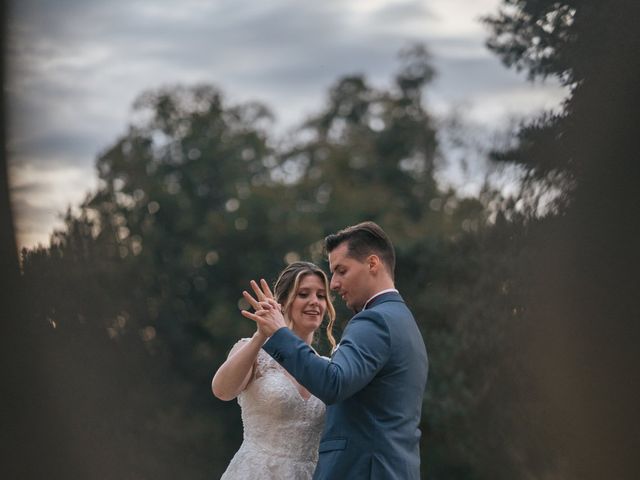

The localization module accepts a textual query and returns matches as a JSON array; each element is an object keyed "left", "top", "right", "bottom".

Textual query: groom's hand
[{"left": 241, "top": 279, "right": 287, "bottom": 337}]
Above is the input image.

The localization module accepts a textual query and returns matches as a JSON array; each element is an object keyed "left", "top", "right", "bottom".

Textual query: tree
[
  {"left": 484, "top": 2, "right": 640, "bottom": 478},
  {"left": 19, "top": 47, "right": 535, "bottom": 479}
]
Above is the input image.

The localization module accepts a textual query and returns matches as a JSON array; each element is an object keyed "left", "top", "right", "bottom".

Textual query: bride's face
[{"left": 288, "top": 274, "right": 328, "bottom": 335}]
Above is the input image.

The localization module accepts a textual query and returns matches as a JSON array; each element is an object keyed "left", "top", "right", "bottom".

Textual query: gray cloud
[
  {"left": 10, "top": 182, "right": 43, "bottom": 195},
  {"left": 7, "top": 0, "right": 565, "bottom": 248},
  {"left": 8, "top": 132, "right": 103, "bottom": 168},
  {"left": 370, "top": 0, "right": 434, "bottom": 23},
  {"left": 11, "top": 197, "right": 67, "bottom": 246}
]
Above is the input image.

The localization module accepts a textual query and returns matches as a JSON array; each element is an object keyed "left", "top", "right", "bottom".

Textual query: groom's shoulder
[
  {"left": 367, "top": 296, "right": 416, "bottom": 328},
  {"left": 350, "top": 292, "right": 411, "bottom": 326},
  {"left": 369, "top": 295, "right": 409, "bottom": 314},
  {"left": 349, "top": 308, "right": 391, "bottom": 335},
  {"left": 352, "top": 307, "right": 384, "bottom": 323}
]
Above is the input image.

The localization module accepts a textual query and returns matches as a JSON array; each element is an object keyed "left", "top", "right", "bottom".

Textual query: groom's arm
[{"left": 263, "top": 312, "right": 391, "bottom": 405}]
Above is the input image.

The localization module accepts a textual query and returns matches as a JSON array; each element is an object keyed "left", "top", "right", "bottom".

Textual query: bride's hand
[
  {"left": 241, "top": 279, "right": 286, "bottom": 337},
  {"left": 243, "top": 279, "right": 278, "bottom": 315},
  {"left": 250, "top": 279, "right": 275, "bottom": 302}
]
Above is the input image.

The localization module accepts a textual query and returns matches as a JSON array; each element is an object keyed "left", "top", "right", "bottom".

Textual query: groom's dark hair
[{"left": 325, "top": 221, "right": 395, "bottom": 278}]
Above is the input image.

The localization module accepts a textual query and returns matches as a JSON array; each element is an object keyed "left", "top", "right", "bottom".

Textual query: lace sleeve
[
  {"left": 228, "top": 337, "right": 251, "bottom": 357},
  {"left": 228, "top": 337, "right": 275, "bottom": 380},
  {"left": 254, "top": 345, "right": 279, "bottom": 379}
]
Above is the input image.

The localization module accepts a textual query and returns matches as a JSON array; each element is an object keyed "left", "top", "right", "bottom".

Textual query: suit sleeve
[{"left": 262, "top": 311, "right": 391, "bottom": 405}]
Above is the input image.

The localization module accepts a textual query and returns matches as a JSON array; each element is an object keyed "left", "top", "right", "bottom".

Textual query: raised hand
[
  {"left": 241, "top": 279, "right": 287, "bottom": 337},
  {"left": 251, "top": 279, "right": 275, "bottom": 302},
  {"left": 242, "top": 279, "right": 276, "bottom": 312}
]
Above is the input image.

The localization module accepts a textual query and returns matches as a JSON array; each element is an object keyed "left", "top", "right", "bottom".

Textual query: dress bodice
[{"left": 220, "top": 339, "right": 326, "bottom": 479}]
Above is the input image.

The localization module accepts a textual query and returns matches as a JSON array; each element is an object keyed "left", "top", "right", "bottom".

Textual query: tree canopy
[{"left": 12, "top": 1, "right": 640, "bottom": 477}]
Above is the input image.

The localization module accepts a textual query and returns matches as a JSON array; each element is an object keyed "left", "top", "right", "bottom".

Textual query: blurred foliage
[
  {"left": 20, "top": 45, "right": 521, "bottom": 479},
  {"left": 483, "top": 0, "right": 639, "bottom": 197},
  {"left": 19, "top": 0, "right": 639, "bottom": 472},
  {"left": 483, "top": 1, "right": 640, "bottom": 479}
]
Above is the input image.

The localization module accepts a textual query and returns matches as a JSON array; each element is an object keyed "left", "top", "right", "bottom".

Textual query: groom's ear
[{"left": 367, "top": 254, "right": 381, "bottom": 273}]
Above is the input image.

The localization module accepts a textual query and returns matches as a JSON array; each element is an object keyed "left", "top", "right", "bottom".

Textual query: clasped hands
[{"left": 241, "top": 279, "right": 287, "bottom": 338}]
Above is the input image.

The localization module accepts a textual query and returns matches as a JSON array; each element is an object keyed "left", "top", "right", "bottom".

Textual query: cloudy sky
[{"left": 7, "top": 0, "right": 567, "bottom": 250}]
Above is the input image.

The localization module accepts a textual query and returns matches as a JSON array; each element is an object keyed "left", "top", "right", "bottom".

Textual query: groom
[{"left": 245, "top": 221, "right": 428, "bottom": 479}]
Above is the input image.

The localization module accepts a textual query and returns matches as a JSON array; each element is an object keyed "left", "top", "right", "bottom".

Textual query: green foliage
[
  {"left": 483, "top": 1, "right": 640, "bottom": 479},
  {"left": 19, "top": 1, "right": 634, "bottom": 477},
  {"left": 20, "top": 46, "right": 545, "bottom": 479},
  {"left": 484, "top": 0, "right": 640, "bottom": 186}
]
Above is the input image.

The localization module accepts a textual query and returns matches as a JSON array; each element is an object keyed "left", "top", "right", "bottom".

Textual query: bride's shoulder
[
  {"left": 227, "top": 337, "right": 252, "bottom": 357},
  {"left": 252, "top": 348, "right": 278, "bottom": 379},
  {"left": 232, "top": 337, "right": 252, "bottom": 348}
]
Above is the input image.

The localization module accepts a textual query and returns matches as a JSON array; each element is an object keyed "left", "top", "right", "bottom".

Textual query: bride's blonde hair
[{"left": 273, "top": 261, "right": 336, "bottom": 351}]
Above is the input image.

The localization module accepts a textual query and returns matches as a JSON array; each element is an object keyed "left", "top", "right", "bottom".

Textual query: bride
[{"left": 212, "top": 262, "right": 336, "bottom": 479}]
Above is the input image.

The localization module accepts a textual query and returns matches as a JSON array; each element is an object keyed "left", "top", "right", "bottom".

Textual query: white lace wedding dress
[{"left": 220, "top": 339, "right": 326, "bottom": 480}]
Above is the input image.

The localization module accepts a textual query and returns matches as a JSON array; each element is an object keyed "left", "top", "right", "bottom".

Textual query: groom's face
[{"left": 328, "top": 242, "right": 371, "bottom": 312}]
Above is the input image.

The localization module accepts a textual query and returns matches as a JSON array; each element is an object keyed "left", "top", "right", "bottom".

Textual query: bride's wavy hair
[{"left": 273, "top": 261, "right": 336, "bottom": 351}]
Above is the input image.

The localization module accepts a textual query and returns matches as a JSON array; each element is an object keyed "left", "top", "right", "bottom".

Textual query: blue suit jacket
[{"left": 263, "top": 291, "right": 428, "bottom": 479}]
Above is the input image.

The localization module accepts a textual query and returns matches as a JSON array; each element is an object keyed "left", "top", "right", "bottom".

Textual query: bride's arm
[{"left": 211, "top": 332, "right": 267, "bottom": 401}]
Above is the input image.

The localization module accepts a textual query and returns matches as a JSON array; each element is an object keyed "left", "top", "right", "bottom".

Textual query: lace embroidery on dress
[{"left": 219, "top": 338, "right": 326, "bottom": 480}]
